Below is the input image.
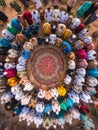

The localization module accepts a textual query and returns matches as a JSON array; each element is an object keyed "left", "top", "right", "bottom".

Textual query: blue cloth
[
  {"left": 22, "top": 27, "right": 32, "bottom": 39},
  {"left": 0, "top": 38, "right": 10, "bottom": 48},
  {"left": 44, "top": 104, "right": 52, "bottom": 115},
  {"left": 36, "top": 111, "right": 44, "bottom": 118},
  {"left": 0, "top": 61, "right": 5, "bottom": 69},
  {"left": 80, "top": 114, "right": 88, "bottom": 122},
  {"left": 12, "top": 104, "right": 23, "bottom": 115},
  {"left": 21, "top": 50, "right": 31, "bottom": 59},
  {"left": 62, "top": 41, "right": 72, "bottom": 54},
  {"left": 11, "top": 18, "right": 22, "bottom": 31},
  {"left": 29, "top": 24, "right": 39, "bottom": 36},
  {"left": 57, "top": 111, "right": 64, "bottom": 119},
  {"left": 80, "top": 114, "right": 95, "bottom": 130},
  {"left": 37, "top": 37, "right": 43, "bottom": 45},
  {"left": 86, "top": 68, "right": 98, "bottom": 77},
  {"left": 65, "top": 98, "right": 74, "bottom": 108}
]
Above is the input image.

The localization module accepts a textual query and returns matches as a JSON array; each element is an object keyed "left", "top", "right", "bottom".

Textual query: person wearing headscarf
[{"left": 23, "top": 11, "right": 33, "bottom": 25}]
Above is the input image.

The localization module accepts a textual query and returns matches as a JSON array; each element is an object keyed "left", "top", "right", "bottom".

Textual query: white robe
[
  {"left": 1, "top": 92, "right": 13, "bottom": 104},
  {"left": 26, "top": 109, "right": 35, "bottom": 126},
  {"left": 34, "top": 117, "right": 43, "bottom": 128},
  {"left": 50, "top": 88, "right": 58, "bottom": 100},
  {"left": 4, "top": 62, "right": 16, "bottom": 69},
  {"left": 21, "top": 94, "right": 32, "bottom": 105},
  {"left": 80, "top": 91, "right": 92, "bottom": 103},
  {"left": 60, "top": 11, "right": 69, "bottom": 23},
  {"left": 76, "top": 68, "right": 86, "bottom": 77},
  {"left": 38, "top": 89, "right": 45, "bottom": 99},
  {"left": 32, "top": 10, "right": 40, "bottom": 24},
  {"left": 18, "top": 56, "right": 27, "bottom": 66},
  {"left": 86, "top": 76, "right": 98, "bottom": 87},
  {"left": 2, "top": 29, "right": 15, "bottom": 40},
  {"left": 15, "top": 90, "right": 24, "bottom": 101},
  {"left": 74, "top": 75, "right": 85, "bottom": 86},
  {"left": 33, "top": 0, "right": 42, "bottom": 9},
  {"left": 70, "top": 18, "right": 81, "bottom": 30},
  {"left": 19, "top": 107, "right": 30, "bottom": 122},
  {"left": 16, "top": 63, "right": 26, "bottom": 72},
  {"left": 68, "top": 90, "right": 80, "bottom": 104},
  {"left": 49, "top": 34, "right": 57, "bottom": 45},
  {"left": 45, "top": 9, "right": 53, "bottom": 22},
  {"left": 87, "top": 50, "right": 96, "bottom": 60}
]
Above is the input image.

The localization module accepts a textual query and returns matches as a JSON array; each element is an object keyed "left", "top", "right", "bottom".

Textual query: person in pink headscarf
[{"left": 77, "top": 49, "right": 87, "bottom": 59}]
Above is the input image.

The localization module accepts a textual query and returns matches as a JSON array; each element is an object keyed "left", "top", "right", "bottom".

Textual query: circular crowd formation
[{"left": 0, "top": 8, "right": 98, "bottom": 130}]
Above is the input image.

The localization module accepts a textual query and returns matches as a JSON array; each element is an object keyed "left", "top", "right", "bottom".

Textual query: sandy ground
[{"left": 0, "top": 0, "right": 98, "bottom": 130}]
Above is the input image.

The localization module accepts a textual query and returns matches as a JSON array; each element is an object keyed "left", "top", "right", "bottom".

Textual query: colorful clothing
[{"left": 23, "top": 11, "right": 33, "bottom": 25}]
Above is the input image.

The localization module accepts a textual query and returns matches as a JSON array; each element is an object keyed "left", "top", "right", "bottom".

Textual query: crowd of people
[{"left": 0, "top": 0, "right": 98, "bottom": 130}]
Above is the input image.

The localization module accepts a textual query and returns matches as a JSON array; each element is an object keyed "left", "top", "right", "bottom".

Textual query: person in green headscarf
[{"left": 0, "top": 0, "right": 6, "bottom": 7}]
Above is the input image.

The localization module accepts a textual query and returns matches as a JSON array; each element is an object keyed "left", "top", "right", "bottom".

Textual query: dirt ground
[{"left": 0, "top": 0, "right": 98, "bottom": 130}]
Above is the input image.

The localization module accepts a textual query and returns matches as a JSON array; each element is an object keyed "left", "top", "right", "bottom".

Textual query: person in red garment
[{"left": 23, "top": 11, "right": 33, "bottom": 25}]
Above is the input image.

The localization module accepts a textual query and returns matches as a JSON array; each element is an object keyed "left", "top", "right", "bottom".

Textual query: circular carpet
[{"left": 27, "top": 45, "right": 66, "bottom": 89}]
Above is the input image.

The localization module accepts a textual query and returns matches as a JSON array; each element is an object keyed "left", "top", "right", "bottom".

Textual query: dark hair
[
  {"left": 47, "top": 8, "right": 50, "bottom": 11},
  {"left": 12, "top": 112, "right": 17, "bottom": 117},
  {"left": 4, "top": 102, "right": 12, "bottom": 111}
]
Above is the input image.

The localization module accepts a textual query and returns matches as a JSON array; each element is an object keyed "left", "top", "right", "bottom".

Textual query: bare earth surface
[{"left": 0, "top": 0, "right": 98, "bottom": 130}]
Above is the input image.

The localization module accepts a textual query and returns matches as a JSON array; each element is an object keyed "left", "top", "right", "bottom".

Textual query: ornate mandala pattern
[{"left": 27, "top": 45, "right": 66, "bottom": 89}]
